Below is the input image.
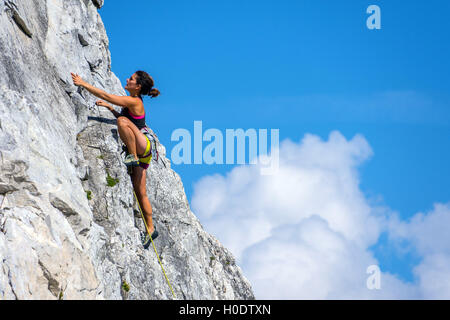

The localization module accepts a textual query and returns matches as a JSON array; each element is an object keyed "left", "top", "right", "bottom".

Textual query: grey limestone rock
[{"left": 0, "top": 0, "right": 254, "bottom": 300}]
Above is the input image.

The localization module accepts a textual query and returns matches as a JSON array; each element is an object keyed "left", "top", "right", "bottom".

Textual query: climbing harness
[
  {"left": 141, "top": 126, "right": 159, "bottom": 163},
  {"left": 127, "top": 166, "right": 176, "bottom": 299},
  {"left": 120, "top": 125, "right": 167, "bottom": 169}
]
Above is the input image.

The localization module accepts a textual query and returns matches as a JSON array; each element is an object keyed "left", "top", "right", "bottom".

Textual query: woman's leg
[
  {"left": 117, "top": 117, "right": 148, "bottom": 160},
  {"left": 131, "top": 166, "right": 154, "bottom": 234}
]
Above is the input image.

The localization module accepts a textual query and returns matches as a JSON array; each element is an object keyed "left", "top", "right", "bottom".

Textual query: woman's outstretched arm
[{"left": 71, "top": 73, "right": 138, "bottom": 108}]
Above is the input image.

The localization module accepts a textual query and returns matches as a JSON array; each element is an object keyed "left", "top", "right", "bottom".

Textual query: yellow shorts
[{"left": 139, "top": 135, "right": 152, "bottom": 170}]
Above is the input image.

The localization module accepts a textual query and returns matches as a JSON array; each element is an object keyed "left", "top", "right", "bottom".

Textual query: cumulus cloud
[
  {"left": 191, "top": 131, "right": 450, "bottom": 299},
  {"left": 387, "top": 203, "right": 450, "bottom": 299}
]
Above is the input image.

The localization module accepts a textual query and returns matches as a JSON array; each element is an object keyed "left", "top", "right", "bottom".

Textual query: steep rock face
[{"left": 0, "top": 0, "right": 254, "bottom": 300}]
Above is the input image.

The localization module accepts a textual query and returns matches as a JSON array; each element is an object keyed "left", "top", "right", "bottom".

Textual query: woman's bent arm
[
  {"left": 96, "top": 100, "right": 122, "bottom": 118},
  {"left": 109, "top": 107, "right": 121, "bottom": 119}
]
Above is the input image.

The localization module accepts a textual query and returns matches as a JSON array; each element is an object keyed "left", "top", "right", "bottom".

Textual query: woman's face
[{"left": 125, "top": 73, "right": 140, "bottom": 93}]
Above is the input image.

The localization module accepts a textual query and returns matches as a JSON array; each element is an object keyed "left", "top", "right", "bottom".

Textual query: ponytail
[{"left": 148, "top": 88, "right": 160, "bottom": 99}]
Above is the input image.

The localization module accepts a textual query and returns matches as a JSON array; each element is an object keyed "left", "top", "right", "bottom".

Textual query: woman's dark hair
[{"left": 135, "top": 70, "right": 160, "bottom": 99}]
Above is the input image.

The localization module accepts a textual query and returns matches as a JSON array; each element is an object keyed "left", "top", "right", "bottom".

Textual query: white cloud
[
  {"left": 388, "top": 203, "right": 450, "bottom": 256},
  {"left": 387, "top": 203, "right": 450, "bottom": 299},
  {"left": 192, "top": 131, "right": 450, "bottom": 299}
]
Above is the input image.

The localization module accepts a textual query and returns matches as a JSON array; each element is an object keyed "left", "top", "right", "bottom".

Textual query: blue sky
[{"left": 100, "top": 0, "right": 450, "bottom": 297}]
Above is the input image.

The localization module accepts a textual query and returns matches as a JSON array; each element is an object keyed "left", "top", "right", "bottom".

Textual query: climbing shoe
[
  {"left": 123, "top": 154, "right": 140, "bottom": 167},
  {"left": 141, "top": 228, "right": 159, "bottom": 249}
]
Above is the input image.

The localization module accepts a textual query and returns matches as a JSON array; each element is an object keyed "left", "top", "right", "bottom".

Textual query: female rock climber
[{"left": 71, "top": 71, "right": 160, "bottom": 248}]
